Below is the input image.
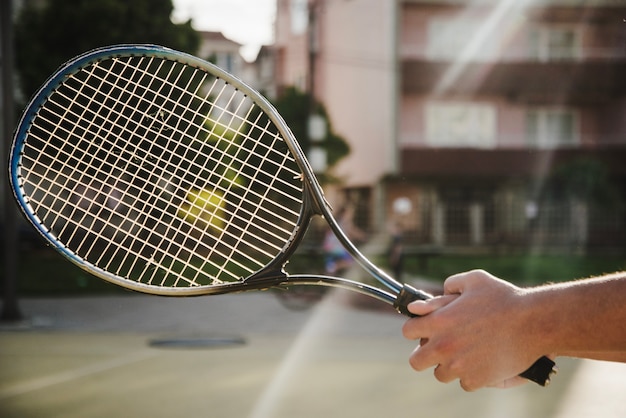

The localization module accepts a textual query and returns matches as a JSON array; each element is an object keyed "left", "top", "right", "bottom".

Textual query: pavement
[{"left": 1, "top": 289, "right": 625, "bottom": 418}]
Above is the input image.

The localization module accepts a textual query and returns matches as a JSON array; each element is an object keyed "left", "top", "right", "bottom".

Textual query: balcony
[
  {"left": 401, "top": 58, "right": 626, "bottom": 104},
  {"left": 398, "top": 146, "right": 626, "bottom": 179}
]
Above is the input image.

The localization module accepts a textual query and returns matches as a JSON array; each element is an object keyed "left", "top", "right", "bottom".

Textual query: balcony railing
[
  {"left": 396, "top": 200, "right": 626, "bottom": 251},
  {"left": 398, "top": 146, "right": 626, "bottom": 178},
  {"left": 401, "top": 58, "right": 626, "bottom": 103}
]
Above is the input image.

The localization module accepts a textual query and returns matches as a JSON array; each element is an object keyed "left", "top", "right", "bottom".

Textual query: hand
[{"left": 402, "top": 270, "right": 545, "bottom": 390}]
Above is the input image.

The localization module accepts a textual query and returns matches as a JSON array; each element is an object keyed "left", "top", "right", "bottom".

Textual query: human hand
[{"left": 402, "top": 270, "right": 545, "bottom": 390}]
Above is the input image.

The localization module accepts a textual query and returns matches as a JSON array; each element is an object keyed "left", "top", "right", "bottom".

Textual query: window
[
  {"left": 290, "top": 0, "right": 308, "bottom": 35},
  {"left": 426, "top": 102, "right": 497, "bottom": 148},
  {"left": 526, "top": 109, "right": 578, "bottom": 148},
  {"left": 529, "top": 26, "right": 580, "bottom": 61},
  {"left": 427, "top": 18, "right": 496, "bottom": 61}
]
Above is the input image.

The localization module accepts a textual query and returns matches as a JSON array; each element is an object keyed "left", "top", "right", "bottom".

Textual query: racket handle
[{"left": 394, "top": 284, "right": 558, "bottom": 386}]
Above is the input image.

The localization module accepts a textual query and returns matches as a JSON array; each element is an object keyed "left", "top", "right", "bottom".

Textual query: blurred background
[
  {"left": 3, "top": 0, "right": 626, "bottom": 295},
  {"left": 1, "top": 0, "right": 626, "bottom": 417}
]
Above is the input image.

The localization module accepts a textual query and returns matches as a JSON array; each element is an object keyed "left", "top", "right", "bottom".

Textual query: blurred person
[
  {"left": 387, "top": 221, "right": 405, "bottom": 281},
  {"left": 322, "top": 205, "right": 366, "bottom": 275},
  {"left": 402, "top": 269, "right": 626, "bottom": 391}
]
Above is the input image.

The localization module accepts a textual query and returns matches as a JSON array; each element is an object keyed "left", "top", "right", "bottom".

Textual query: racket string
[
  {"left": 22, "top": 62, "right": 111, "bottom": 238},
  {"left": 69, "top": 57, "right": 303, "bottom": 222},
  {"left": 31, "top": 58, "right": 183, "bottom": 279},
  {"left": 71, "top": 57, "right": 172, "bottom": 268},
  {"left": 20, "top": 54, "right": 305, "bottom": 287},
  {"left": 39, "top": 63, "right": 296, "bottom": 244},
  {"left": 89, "top": 57, "right": 272, "bottom": 285}
]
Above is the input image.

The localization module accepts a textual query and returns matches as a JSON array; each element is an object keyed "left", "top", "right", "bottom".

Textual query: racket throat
[{"left": 243, "top": 259, "right": 291, "bottom": 288}]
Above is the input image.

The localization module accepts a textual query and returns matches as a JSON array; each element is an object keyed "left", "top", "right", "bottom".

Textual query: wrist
[{"left": 518, "top": 287, "right": 561, "bottom": 359}]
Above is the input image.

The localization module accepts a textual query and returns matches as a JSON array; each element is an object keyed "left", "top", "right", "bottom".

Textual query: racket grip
[
  {"left": 394, "top": 284, "right": 557, "bottom": 386},
  {"left": 518, "top": 356, "right": 557, "bottom": 386}
]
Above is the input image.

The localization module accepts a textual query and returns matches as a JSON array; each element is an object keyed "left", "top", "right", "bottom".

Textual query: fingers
[
  {"left": 409, "top": 344, "right": 477, "bottom": 389},
  {"left": 402, "top": 275, "right": 472, "bottom": 382},
  {"left": 406, "top": 294, "right": 457, "bottom": 317},
  {"left": 433, "top": 364, "right": 458, "bottom": 384},
  {"left": 407, "top": 342, "right": 440, "bottom": 373},
  {"left": 402, "top": 294, "right": 457, "bottom": 341},
  {"left": 403, "top": 297, "right": 456, "bottom": 376}
]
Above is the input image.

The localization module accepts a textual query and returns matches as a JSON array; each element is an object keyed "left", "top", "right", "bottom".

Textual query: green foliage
[
  {"left": 15, "top": 0, "right": 200, "bottom": 101},
  {"left": 7, "top": 247, "right": 625, "bottom": 295},
  {"left": 272, "top": 86, "right": 350, "bottom": 169},
  {"left": 543, "top": 158, "right": 621, "bottom": 205},
  {"left": 402, "top": 253, "right": 626, "bottom": 286}
]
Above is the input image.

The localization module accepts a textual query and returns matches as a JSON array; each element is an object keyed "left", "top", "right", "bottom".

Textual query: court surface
[{"left": 1, "top": 290, "right": 625, "bottom": 418}]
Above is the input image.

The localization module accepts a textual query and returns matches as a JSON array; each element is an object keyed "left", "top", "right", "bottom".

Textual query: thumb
[
  {"left": 443, "top": 269, "right": 492, "bottom": 295},
  {"left": 407, "top": 294, "right": 457, "bottom": 316}
]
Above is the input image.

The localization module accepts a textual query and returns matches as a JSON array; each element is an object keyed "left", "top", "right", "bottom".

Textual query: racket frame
[{"left": 8, "top": 44, "right": 405, "bottom": 300}]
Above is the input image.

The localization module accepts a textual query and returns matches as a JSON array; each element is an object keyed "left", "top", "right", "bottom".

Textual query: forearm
[
  {"left": 559, "top": 352, "right": 626, "bottom": 362},
  {"left": 403, "top": 270, "right": 626, "bottom": 390},
  {"left": 526, "top": 272, "right": 626, "bottom": 361}
]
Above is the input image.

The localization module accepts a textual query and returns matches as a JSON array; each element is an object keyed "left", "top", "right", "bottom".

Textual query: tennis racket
[{"left": 9, "top": 45, "right": 556, "bottom": 385}]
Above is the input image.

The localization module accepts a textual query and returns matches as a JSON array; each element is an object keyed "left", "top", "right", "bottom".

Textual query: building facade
[{"left": 274, "top": 0, "right": 626, "bottom": 252}]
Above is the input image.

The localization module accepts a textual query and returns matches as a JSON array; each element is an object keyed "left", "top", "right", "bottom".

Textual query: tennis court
[{"left": 1, "top": 292, "right": 624, "bottom": 417}]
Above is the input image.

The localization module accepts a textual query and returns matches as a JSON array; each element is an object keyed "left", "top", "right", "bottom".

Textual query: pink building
[{"left": 273, "top": 0, "right": 626, "bottom": 251}]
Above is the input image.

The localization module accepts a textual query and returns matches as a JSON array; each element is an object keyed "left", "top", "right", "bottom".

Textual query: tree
[
  {"left": 272, "top": 86, "right": 350, "bottom": 173},
  {"left": 544, "top": 158, "right": 621, "bottom": 205},
  {"left": 15, "top": 0, "right": 199, "bottom": 102},
  {"left": 541, "top": 158, "right": 623, "bottom": 248}
]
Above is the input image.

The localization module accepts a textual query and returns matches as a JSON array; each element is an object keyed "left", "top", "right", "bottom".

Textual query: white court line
[
  {"left": 553, "top": 359, "right": 626, "bottom": 418},
  {"left": 248, "top": 289, "right": 346, "bottom": 418},
  {"left": 0, "top": 350, "right": 157, "bottom": 400}
]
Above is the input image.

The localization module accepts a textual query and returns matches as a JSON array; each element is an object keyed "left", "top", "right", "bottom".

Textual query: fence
[{"left": 395, "top": 200, "right": 626, "bottom": 253}]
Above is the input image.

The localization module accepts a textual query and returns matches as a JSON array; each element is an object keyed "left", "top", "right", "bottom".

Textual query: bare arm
[
  {"left": 527, "top": 272, "right": 626, "bottom": 359},
  {"left": 402, "top": 270, "right": 626, "bottom": 391}
]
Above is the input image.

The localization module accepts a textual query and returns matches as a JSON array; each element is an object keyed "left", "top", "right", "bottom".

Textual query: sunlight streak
[
  {"left": 433, "top": 0, "right": 537, "bottom": 95},
  {"left": 248, "top": 289, "right": 347, "bottom": 418}
]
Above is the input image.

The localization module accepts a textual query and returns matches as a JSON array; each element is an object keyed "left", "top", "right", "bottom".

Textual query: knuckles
[{"left": 401, "top": 318, "right": 422, "bottom": 340}]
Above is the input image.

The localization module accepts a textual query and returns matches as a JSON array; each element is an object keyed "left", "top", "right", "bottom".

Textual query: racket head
[{"left": 9, "top": 44, "right": 325, "bottom": 296}]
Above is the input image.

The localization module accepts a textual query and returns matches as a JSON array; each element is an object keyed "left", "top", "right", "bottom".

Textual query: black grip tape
[{"left": 519, "top": 356, "right": 557, "bottom": 386}]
